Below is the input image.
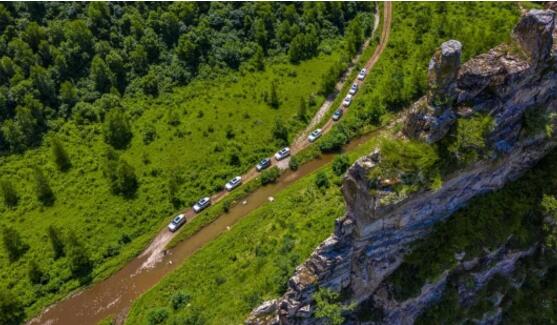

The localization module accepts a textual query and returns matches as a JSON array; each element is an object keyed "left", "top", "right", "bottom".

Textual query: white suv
[{"left": 274, "top": 147, "right": 291, "bottom": 160}]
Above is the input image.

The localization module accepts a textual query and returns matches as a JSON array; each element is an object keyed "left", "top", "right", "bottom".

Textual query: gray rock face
[
  {"left": 427, "top": 39, "right": 462, "bottom": 111},
  {"left": 512, "top": 9, "right": 555, "bottom": 65},
  {"left": 247, "top": 10, "right": 557, "bottom": 325}
]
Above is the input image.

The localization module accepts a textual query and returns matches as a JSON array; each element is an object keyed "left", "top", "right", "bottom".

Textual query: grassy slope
[
  {"left": 125, "top": 131, "right": 382, "bottom": 325},
  {"left": 0, "top": 51, "right": 341, "bottom": 317}
]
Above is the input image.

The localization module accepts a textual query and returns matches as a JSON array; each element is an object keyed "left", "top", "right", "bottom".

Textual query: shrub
[
  {"left": 0, "top": 178, "right": 18, "bottom": 207},
  {"left": 143, "top": 124, "right": 157, "bottom": 145},
  {"left": 109, "top": 159, "right": 138, "bottom": 197},
  {"left": 171, "top": 291, "right": 191, "bottom": 310},
  {"left": 104, "top": 109, "right": 132, "bottom": 149},
  {"left": 2, "top": 227, "right": 29, "bottom": 262},
  {"left": 51, "top": 137, "right": 71, "bottom": 171},
  {"left": 33, "top": 167, "right": 55, "bottom": 206},
  {"left": 48, "top": 226, "right": 65, "bottom": 259},
  {"left": 319, "top": 129, "right": 348, "bottom": 153},
  {"left": 314, "top": 288, "right": 344, "bottom": 325},
  {"left": 0, "top": 289, "right": 25, "bottom": 325},
  {"left": 28, "top": 260, "right": 46, "bottom": 285},
  {"left": 147, "top": 307, "right": 169, "bottom": 325},
  {"left": 289, "top": 156, "right": 300, "bottom": 171},
  {"left": 260, "top": 167, "right": 280, "bottom": 185},
  {"left": 332, "top": 155, "right": 350, "bottom": 176},
  {"left": 272, "top": 118, "right": 288, "bottom": 146},
  {"left": 315, "top": 171, "right": 330, "bottom": 189},
  {"left": 447, "top": 114, "right": 493, "bottom": 166},
  {"left": 66, "top": 234, "right": 93, "bottom": 280}
]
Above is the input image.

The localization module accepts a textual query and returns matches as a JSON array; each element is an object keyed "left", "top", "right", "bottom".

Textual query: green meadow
[{"left": 0, "top": 51, "right": 343, "bottom": 318}]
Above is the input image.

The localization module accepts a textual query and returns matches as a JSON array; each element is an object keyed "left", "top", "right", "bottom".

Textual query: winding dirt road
[{"left": 29, "top": 3, "right": 393, "bottom": 325}]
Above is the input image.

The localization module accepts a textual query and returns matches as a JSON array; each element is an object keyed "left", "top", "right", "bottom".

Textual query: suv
[
  {"left": 274, "top": 147, "right": 291, "bottom": 160},
  {"left": 168, "top": 214, "right": 186, "bottom": 232},
  {"left": 358, "top": 68, "right": 367, "bottom": 80},
  {"left": 225, "top": 176, "right": 242, "bottom": 191},
  {"left": 193, "top": 197, "right": 211, "bottom": 213},
  {"left": 308, "top": 129, "right": 322, "bottom": 142},
  {"left": 343, "top": 95, "right": 353, "bottom": 107},
  {"left": 256, "top": 158, "right": 272, "bottom": 171},
  {"left": 349, "top": 83, "right": 358, "bottom": 95},
  {"left": 332, "top": 108, "right": 344, "bottom": 121}
]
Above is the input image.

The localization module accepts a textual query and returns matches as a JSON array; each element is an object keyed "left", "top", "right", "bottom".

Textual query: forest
[{"left": 0, "top": 2, "right": 372, "bottom": 154}]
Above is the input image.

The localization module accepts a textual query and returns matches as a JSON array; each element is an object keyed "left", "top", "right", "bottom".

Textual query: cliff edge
[{"left": 248, "top": 9, "right": 557, "bottom": 325}]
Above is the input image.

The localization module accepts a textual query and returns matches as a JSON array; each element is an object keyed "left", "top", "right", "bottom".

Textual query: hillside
[{"left": 0, "top": 3, "right": 374, "bottom": 323}]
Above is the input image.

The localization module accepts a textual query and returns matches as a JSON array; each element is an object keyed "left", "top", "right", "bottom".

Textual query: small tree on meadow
[
  {"left": 332, "top": 155, "right": 350, "bottom": 176},
  {"left": 33, "top": 167, "right": 54, "bottom": 206},
  {"left": 315, "top": 171, "right": 330, "bottom": 189},
  {"left": 104, "top": 109, "right": 132, "bottom": 149},
  {"left": 51, "top": 137, "right": 71, "bottom": 171},
  {"left": 47, "top": 225, "right": 65, "bottom": 259},
  {"left": 0, "top": 289, "right": 25, "bottom": 325},
  {"left": 0, "top": 178, "right": 19, "bottom": 207},
  {"left": 297, "top": 97, "right": 307, "bottom": 122},
  {"left": 272, "top": 118, "right": 288, "bottom": 147},
  {"left": 66, "top": 233, "right": 93, "bottom": 280},
  {"left": 268, "top": 81, "right": 280, "bottom": 109},
  {"left": 2, "top": 226, "right": 29, "bottom": 263},
  {"left": 28, "top": 260, "right": 46, "bottom": 285},
  {"left": 111, "top": 159, "right": 138, "bottom": 197}
]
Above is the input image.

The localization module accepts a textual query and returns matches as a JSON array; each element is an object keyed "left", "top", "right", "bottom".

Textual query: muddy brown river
[{"left": 29, "top": 131, "right": 377, "bottom": 325}]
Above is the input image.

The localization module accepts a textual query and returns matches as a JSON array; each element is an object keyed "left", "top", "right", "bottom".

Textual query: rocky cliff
[{"left": 248, "top": 9, "right": 557, "bottom": 325}]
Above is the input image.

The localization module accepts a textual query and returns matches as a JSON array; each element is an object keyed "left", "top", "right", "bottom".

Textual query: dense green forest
[
  {"left": 0, "top": 2, "right": 375, "bottom": 323},
  {"left": 0, "top": 2, "right": 372, "bottom": 154}
]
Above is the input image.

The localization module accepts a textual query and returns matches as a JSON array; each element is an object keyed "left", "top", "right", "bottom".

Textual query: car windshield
[
  {"left": 230, "top": 178, "right": 239, "bottom": 184},
  {"left": 199, "top": 198, "right": 207, "bottom": 204},
  {"left": 352, "top": 84, "right": 357, "bottom": 88},
  {"left": 259, "top": 159, "right": 268, "bottom": 165},
  {"left": 172, "top": 216, "right": 182, "bottom": 224}
]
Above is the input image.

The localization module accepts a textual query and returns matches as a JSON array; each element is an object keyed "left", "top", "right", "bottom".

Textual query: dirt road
[{"left": 29, "top": 3, "right": 393, "bottom": 325}]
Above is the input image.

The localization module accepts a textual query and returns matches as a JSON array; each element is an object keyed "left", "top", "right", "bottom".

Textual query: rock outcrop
[{"left": 248, "top": 9, "right": 557, "bottom": 325}]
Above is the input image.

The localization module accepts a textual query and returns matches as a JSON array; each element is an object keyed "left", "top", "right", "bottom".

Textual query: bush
[
  {"left": 0, "top": 289, "right": 25, "bottom": 325},
  {"left": 315, "top": 171, "right": 330, "bottom": 189},
  {"left": 108, "top": 159, "right": 138, "bottom": 197},
  {"left": 147, "top": 307, "right": 169, "bottom": 325},
  {"left": 319, "top": 129, "right": 348, "bottom": 153},
  {"left": 314, "top": 288, "right": 345, "bottom": 325},
  {"left": 104, "top": 109, "right": 132, "bottom": 149},
  {"left": 48, "top": 225, "right": 65, "bottom": 259},
  {"left": 272, "top": 118, "right": 289, "bottom": 147},
  {"left": 51, "top": 137, "right": 71, "bottom": 171},
  {"left": 260, "top": 167, "right": 280, "bottom": 185},
  {"left": 332, "top": 155, "right": 350, "bottom": 176},
  {"left": 2, "top": 227, "right": 29, "bottom": 262},
  {"left": 289, "top": 156, "right": 300, "bottom": 171},
  {"left": 33, "top": 167, "right": 55, "bottom": 206},
  {"left": 0, "top": 179, "right": 18, "bottom": 207},
  {"left": 66, "top": 234, "right": 93, "bottom": 280},
  {"left": 28, "top": 260, "right": 46, "bottom": 285},
  {"left": 171, "top": 291, "right": 191, "bottom": 310}
]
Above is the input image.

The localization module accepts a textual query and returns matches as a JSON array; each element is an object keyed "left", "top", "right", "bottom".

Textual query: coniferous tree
[
  {"left": 0, "top": 288, "right": 25, "bottom": 325},
  {"left": 28, "top": 260, "right": 45, "bottom": 284},
  {"left": 272, "top": 118, "right": 288, "bottom": 146},
  {"left": 297, "top": 97, "right": 307, "bottom": 122},
  {"left": 47, "top": 225, "right": 65, "bottom": 259},
  {"left": 0, "top": 178, "right": 18, "bottom": 207},
  {"left": 2, "top": 226, "right": 29, "bottom": 262},
  {"left": 33, "top": 167, "right": 54, "bottom": 206},
  {"left": 268, "top": 81, "right": 280, "bottom": 109},
  {"left": 51, "top": 137, "right": 71, "bottom": 171},
  {"left": 110, "top": 158, "right": 138, "bottom": 197},
  {"left": 66, "top": 233, "right": 93, "bottom": 280},
  {"left": 103, "top": 109, "right": 132, "bottom": 149}
]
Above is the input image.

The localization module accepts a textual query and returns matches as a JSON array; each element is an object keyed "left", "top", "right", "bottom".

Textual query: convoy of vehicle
[
  {"left": 358, "top": 68, "right": 367, "bottom": 80},
  {"left": 256, "top": 158, "right": 272, "bottom": 171},
  {"left": 168, "top": 214, "right": 186, "bottom": 232},
  {"left": 225, "top": 176, "right": 242, "bottom": 191},
  {"left": 332, "top": 108, "right": 344, "bottom": 121},
  {"left": 349, "top": 83, "right": 358, "bottom": 95},
  {"left": 169, "top": 64, "right": 367, "bottom": 229},
  {"left": 193, "top": 197, "right": 211, "bottom": 213},
  {"left": 343, "top": 94, "right": 353, "bottom": 107},
  {"left": 274, "top": 147, "right": 291, "bottom": 160},
  {"left": 308, "top": 128, "right": 322, "bottom": 142}
]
